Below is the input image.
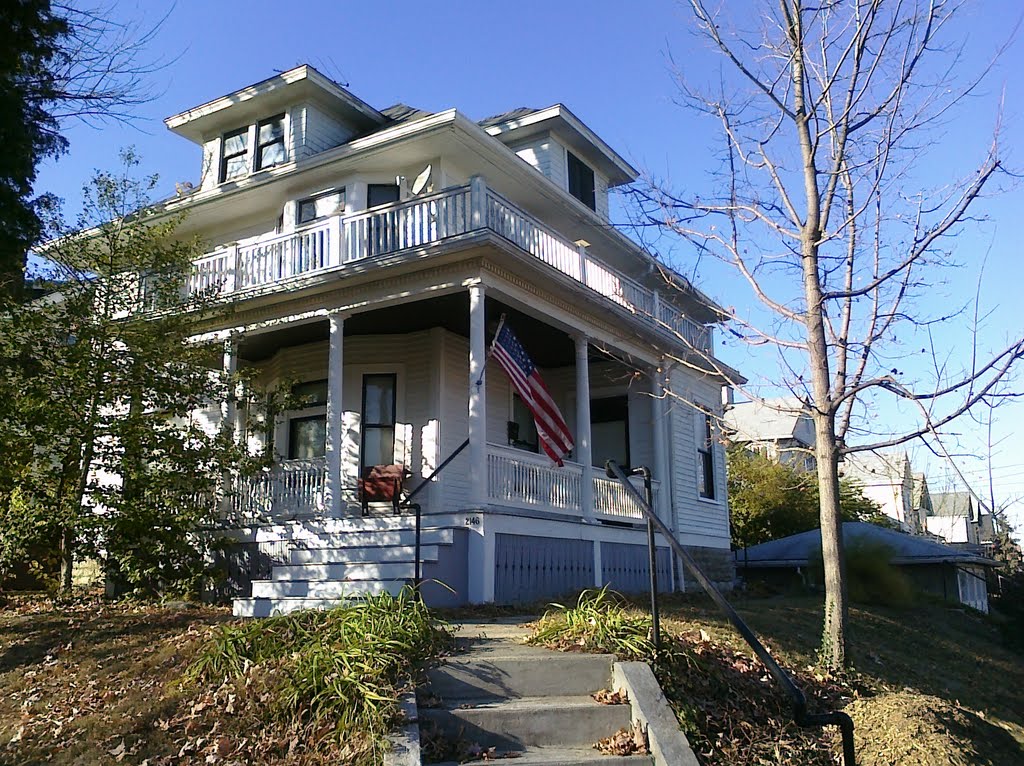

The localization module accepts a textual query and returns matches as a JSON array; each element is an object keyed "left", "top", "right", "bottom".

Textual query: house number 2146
[{"left": 464, "top": 515, "right": 481, "bottom": 526}]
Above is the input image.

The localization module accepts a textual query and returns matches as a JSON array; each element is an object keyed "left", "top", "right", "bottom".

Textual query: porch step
[
  {"left": 288, "top": 527, "right": 454, "bottom": 551},
  {"left": 243, "top": 514, "right": 461, "bottom": 540},
  {"left": 251, "top": 578, "right": 410, "bottom": 599},
  {"left": 271, "top": 560, "right": 415, "bottom": 582},
  {"left": 233, "top": 583, "right": 406, "bottom": 617},
  {"left": 289, "top": 543, "right": 439, "bottom": 565}
]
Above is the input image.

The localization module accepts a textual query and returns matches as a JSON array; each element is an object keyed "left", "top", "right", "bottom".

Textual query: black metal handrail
[
  {"left": 398, "top": 438, "right": 470, "bottom": 587},
  {"left": 605, "top": 460, "right": 857, "bottom": 766}
]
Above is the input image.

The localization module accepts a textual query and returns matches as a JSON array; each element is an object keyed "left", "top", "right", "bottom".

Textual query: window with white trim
[
  {"left": 255, "top": 114, "right": 286, "bottom": 171},
  {"left": 219, "top": 127, "right": 249, "bottom": 182},
  {"left": 297, "top": 188, "right": 345, "bottom": 226},
  {"left": 361, "top": 374, "right": 397, "bottom": 471},
  {"left": 697, "top": 412, "right": 716, "bottom": 499},
  {"left": 287, "top": 379, "right": 328, "bottom": 460},
  {"left": 567, "top": 151, "right": 596, "bottom": 210}
]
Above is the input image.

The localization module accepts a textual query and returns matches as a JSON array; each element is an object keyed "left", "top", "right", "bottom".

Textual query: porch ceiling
[{"left": 236, "top": 293, "right": 581, "bottom": 368}]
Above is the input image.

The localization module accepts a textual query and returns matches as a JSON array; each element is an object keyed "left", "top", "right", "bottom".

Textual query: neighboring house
[
  {"left": 840, "top": 451, "right": 917, "bottom": 532},
  {"left": 926, "top": 491, "right": 999, "bottom": 549},
  {"left": 145, "top": 65, "right": 738, "bottom": 615},
  {"left": 723, "top": 397, "right": 816, "bottom": 472},
  {"left": 735, "top": 522, "right": 998, "bottom": 613},
  {"left": 911, "top": 472, "right": 932, "bottom": 534}
]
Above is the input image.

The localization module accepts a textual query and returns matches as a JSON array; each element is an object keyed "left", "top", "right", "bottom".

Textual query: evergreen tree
[{"left": 0, "top": 151, "right": 257, "bottom": 595}]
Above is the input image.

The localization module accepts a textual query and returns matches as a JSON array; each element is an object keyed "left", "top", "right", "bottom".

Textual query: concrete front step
[
  {"left": 272, "top": 560, "right": 415, "bottom": 582},
  {"left": 431, "top": 748, "right": 651, "bottom": 766},
  {"left": 233, "top": 581, "right": 406, "bottom": 617},
  {"left": 419, "top": 695, "right": 633, "bottom": 749},
  {"left": 252, "top": 577, "right": 413, "bottom": 599},
  {"left": 428, "top": 652, "right": 616, "bottom": 700},
  {"left": 289, "top": 543, "right": 439, "bottom": 565}
]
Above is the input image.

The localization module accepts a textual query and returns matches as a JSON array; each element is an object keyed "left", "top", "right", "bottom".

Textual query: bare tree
[{"left": 633, "top": 0, "right": 1024, "bottom": 669}]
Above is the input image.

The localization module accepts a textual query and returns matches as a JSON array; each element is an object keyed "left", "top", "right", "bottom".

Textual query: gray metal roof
[{"left": 735, "top": 522, "right": 997, "bottom": 568}]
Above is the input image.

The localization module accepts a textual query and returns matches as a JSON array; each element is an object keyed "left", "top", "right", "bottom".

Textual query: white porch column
[
  {"left": 651, "top": 362, "right": 672, "bottom": 527},
  {"left": 221, "top": 336, "right": 239, "bottom": 440},
  {"left": 325, "top": 311, "right": 346, "bottom": 516},
  {"left": 575, "top": 334, "right": 595, "bottom": 523},
  {"left": 468, "top": 283, "right": 488, "bottom": 507}
]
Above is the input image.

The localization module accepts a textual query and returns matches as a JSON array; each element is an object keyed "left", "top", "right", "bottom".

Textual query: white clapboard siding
[{"left": 668, "top": 368, "right": 730, "bottom": 545}]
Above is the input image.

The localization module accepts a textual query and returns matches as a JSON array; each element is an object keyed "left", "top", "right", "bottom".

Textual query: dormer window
[
  {"left": 567, "top": 151, "right": 596, "bottom": 210},
  {"left": 256, "top": 114, "right": 286, "bottom": 171},
  {"left": 218, "top": 114, "right": 287, "bottom": 184},
  {"left": 220, "top": 127, "right": 249, "bottom": 182}
]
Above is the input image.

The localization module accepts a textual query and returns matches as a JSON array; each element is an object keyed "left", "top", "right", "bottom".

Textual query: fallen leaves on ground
[
  {"left": 591, "top": 688, "right": 628, "bottom": 705},
  {"left": 594, "top": 721, "right": 649, "bottom": 756}
]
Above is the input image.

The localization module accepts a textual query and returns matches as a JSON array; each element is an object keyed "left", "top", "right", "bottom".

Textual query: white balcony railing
[{"left": 188, "top": 179, "right": 712, "bottom": 353}]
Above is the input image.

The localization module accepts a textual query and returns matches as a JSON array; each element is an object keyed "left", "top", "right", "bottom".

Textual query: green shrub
[
  {"left": 185, "top": 588, "right": 451, "bottom": 764},
  {"left": 527, "top": 586, "right": 655, "bottom": 658},
  {"left": 809, "top": 538, "right": 914, "bottom": 607}
]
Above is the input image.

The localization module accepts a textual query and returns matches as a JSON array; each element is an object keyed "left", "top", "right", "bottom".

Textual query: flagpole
[{"left": 475, "top": 312, "right": 507, "bottom": 387}]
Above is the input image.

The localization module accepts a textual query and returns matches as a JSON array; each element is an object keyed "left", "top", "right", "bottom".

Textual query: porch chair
[{"left": 358, "top": 463, "right": 415, "bottom": 516}]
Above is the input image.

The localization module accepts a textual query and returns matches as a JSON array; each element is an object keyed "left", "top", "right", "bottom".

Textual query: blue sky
[{"left": 35, "top": 0, "right": 1024, "bottom": 536}]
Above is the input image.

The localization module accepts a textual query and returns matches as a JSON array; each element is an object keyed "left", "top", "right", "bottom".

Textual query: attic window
[
  {"left": 220, "top": 127, "right": 249, "bottom": 182},
  {"left": 256, "top": 114, "right": 286, "bottom": 171},
  {"left": 567, "top": 151, "right": 596, "bottom": 210}
]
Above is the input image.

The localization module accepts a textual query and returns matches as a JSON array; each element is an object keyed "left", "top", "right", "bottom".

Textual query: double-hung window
[
  {"left": 287, "top": 380, "right": 328, "bottom": 460},
  {"left": 567, "top": 151, "right": 596, "bottom": 210},
  {"left": 697, "top": 413, "right": 716, "bottom": 499},
  {"left": 220, "top": 127, "right": 250, "bottom": 182},
  {"left": 255, "top": 114, "right": 286, "bottom": 171},
  {"left": 361, "top": 374, "right": 397, "bottom": 471}
]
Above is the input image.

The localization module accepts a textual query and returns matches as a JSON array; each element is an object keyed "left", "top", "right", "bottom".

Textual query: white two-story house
[{"left": 157, "top": 66, "right": 736, "bottom": 616}]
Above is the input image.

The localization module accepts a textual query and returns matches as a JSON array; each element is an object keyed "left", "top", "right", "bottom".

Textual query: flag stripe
[{"left": 490, "top": 323, "right": 574, "bottom": 466}]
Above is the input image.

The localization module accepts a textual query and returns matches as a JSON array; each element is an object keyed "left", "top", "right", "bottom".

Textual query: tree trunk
[
  {"left": 59, "top": 526, "right": 74, "bottom": 592},
  {"left": 813, "top": 412, "right": 847, "bottom": 670}
]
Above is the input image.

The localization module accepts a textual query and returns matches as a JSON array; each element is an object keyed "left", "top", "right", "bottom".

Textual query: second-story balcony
[{"left": 187, "top": 178, "right": 713, "bottom": 354}]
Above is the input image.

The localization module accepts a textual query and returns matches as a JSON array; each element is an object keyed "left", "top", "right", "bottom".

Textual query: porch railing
[
  {"left": 592, "top": 473, "right": 659, "bottom": 522},
  {"left": 224, "top": 448, "right": 657, "bottom": 522},
  {"left": 486, "top": 443, "right": 658, "bottom": 521},
  {"left": 487, "top": 444, "right": 584, "bottom": 514},
  {"left": 187, "top": 179, "right": 713, "bottom": 354},
  {"left": 227, "top": 457, "right": 326, "bottom": 522}
]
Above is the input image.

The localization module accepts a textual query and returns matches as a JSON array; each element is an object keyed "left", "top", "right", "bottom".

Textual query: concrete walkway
[{"left": 420, "top": 619, "right": 654, "bottom": 766}]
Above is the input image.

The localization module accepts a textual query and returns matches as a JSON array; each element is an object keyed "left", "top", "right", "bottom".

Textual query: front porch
[
  {"left": 216, "top": 290, "right": 670, "bottom": 528},
  {"left": 225, "top": 443, "right": 659, "bottom": 525}
]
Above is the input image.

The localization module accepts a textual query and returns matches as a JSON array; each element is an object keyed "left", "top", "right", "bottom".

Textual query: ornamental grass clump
[
  {"left": 527, "top": 586, "right": 656, "bottom": 659},
  {"left": 185, "top": 587, "right": 451, "bottom": 765}
]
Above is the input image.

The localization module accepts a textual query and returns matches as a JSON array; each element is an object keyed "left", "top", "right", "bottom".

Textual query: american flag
[{"left": 490, "top": 319, "right": 575, "bottom": 466}]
